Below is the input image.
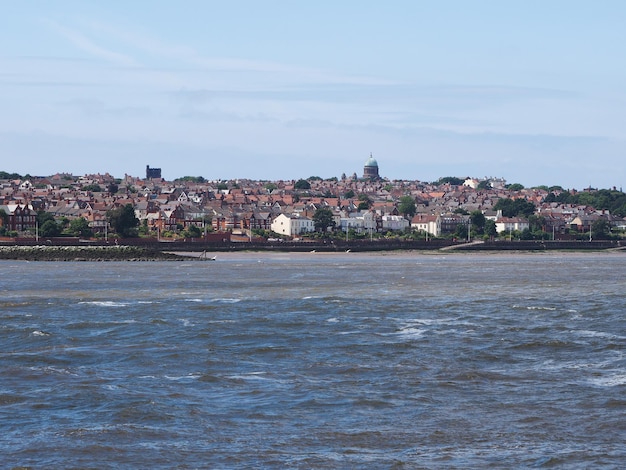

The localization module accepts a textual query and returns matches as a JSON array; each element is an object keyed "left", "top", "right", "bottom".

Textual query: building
[
  {"left": 146, "top": 165, "right": 162, "bottom": 179},
  {"left": 363, "top": 154, "right": 380, "bottom": 180},
  {"left": 0, "top": 204, "right": 37, "bottom": 232},
  {"left": 271, "top": 213, "right": 315, "bottom": 237},
  {"left": 381, "top": 215, "right": 409, "bottom": 231},
  {"left": 411, "top": 214, "right": 441, "bottom": 236},
  {"left": 495, "top": 217, "right": 530, "bottom": 234}
]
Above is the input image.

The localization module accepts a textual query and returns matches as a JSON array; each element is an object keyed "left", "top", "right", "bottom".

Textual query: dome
[
  {"left": 363, "top": 153, "right": 380, "bottom": 179},
  {"left": 364, "top": 154, "right": 378, "bottom": 168}
]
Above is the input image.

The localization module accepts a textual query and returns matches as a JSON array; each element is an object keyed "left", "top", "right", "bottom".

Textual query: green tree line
[{"left": 544, "top": 189, "right": 626, "bottom": 217}]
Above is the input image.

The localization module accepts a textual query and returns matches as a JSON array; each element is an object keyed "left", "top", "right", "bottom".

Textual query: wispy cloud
[
  {"left": 43, "top": 19, "right": 137, "bottom": 66},
  {"left": 58, "top": 98, "right": 151, "bottom": 118},
  {"left": 80, "top": 19, "right": 398, "bottom": 86},
  {"left": 179, "top": 107, "right": 277, "bottom": 124}
]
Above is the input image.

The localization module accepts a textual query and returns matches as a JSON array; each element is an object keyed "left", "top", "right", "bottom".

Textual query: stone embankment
[{"left": 0, "top": 245, "right": 193, "bottom": 261}]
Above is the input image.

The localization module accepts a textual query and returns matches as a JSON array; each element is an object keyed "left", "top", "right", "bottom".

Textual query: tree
[
  {"left": 493, "top": 198, "right": 536, "bottom": 218},
  {"left": 82, "top": 184, "right": 102, "bottom": 192},
  {"left": 107, "top": 182, "right": 119, "bottom": 194},
  {"left": 454, "top": 223, "right": 468, "bottom": 239},
  {"left": 357, "top": 194, "right": 372, "bottom": 211},
  {"left": 506, "top": 183, "right": 525, "bottom": 191},
  {"left": 485, "top": 219, "right": 497, "bottom": 238},
  {"left": 520, "top": 228, "right": 534, "bottom": 240},
  {"left": 175, "top": 176, "right": 206, "bottom": 183},
  {"left": 527, "top": 214, "right": 547, "bottom": 235},
  {"left": 344, "top": 189, "right": 355, "bottom": 199},
  {"left": 185, "top": 225, "right": 202, "bottom": 238},
  {"left": 398, "top": 196, "right": 416, "bottom": 219},
  {"left": 312, "top": 207, "right": 336, "bottom": 233},
  {"left": 0, "top": 171, "right": 23, "bottom": 179},
  {"left": 139, "top": 219, "right": 149, "bottom": 236},
  {"left": 470, "top": 211, "right": 486, "bottom": 234},
  {"left": 40, "top": 219, "right": 61, "bottom": 237},
  {"left": 436, "top": 176, "right": 464, "bottom": 186},
  {"left": 68, "top": 217, "right": 93, "bottom": 238},
  {"left": 107, "top": 204, "right": 139, "bottom": 237},
  {"left": 36, "top": 211, "right": 56, "bottom": 226},
  {"left": 294, "top": 179, "right": 311, "bottom": 190},
  {"left": 591, "top": 219, "right": 611, "bottom": 240}
]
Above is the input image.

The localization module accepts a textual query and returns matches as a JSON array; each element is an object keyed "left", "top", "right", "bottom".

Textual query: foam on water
[{"left": 588, "top": 373, "right": 626, "bottom": 387}]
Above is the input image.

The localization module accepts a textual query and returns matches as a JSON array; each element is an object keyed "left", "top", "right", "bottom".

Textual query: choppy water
[{"left": 1, "top": 252, "right": 625, "bottom": 469}]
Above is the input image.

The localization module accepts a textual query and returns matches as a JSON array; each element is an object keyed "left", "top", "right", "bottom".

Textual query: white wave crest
[
  {"left": 513, "top": 304, "right": 557, "bottom": 311},
  {"left": 588, "top": 373, "right": 626, "bottom": 387},
  {"left": 396, "top": 327, "right": 426, "bottom": 339},
  {"left": 78, "top": 301, "right": 128, "bottom": 307},
  {"left": 578, "top": 329, "right": 626, "bottom": 340},
  {"left": 164, "top": 374, "right": 202, "bottom": 381}
]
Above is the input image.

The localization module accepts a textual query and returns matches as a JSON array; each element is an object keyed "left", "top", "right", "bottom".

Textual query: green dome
[{"left": 364, "top": 155, "right": 378, "bottom": 167}]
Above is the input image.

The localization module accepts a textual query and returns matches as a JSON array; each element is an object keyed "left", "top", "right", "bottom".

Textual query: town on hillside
[{"left": 1, "top": 158, "right": 626, "bottom": 243}]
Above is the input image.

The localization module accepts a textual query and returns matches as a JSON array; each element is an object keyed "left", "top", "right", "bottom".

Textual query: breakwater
[{"left": 0, "top": 245, "right": 193, "bottom": 261}]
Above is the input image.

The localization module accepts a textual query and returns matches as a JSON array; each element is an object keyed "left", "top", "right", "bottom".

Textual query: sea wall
[{"left": 0, "top": 239, "right": 621, "bottom": 259}]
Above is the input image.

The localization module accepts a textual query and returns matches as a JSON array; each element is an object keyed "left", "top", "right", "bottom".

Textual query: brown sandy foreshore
[{"left": 0, "top": 245, "right": 196, "bottom": 261}]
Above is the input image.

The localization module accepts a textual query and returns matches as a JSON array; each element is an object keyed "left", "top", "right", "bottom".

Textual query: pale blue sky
[{"left": 1, "top": 1, "right": 625, "bottom": 188}]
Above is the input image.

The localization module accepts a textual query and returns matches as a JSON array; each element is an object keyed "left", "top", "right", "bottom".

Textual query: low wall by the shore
[{"left": 452, "top": 240, "right": 620, "bottom": 251}]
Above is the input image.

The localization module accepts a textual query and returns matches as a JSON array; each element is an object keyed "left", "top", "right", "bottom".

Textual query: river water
[{"left": 1, "top": 252, "right": 625, "bottom": 468}]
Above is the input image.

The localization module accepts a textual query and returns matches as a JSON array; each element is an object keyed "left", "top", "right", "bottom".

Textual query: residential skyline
[
  {"left": 2, "top": 1, "right": 626, "bottom": 189},
  {"left": 0, "top": 159, "right": 621, "bottom": 192}
]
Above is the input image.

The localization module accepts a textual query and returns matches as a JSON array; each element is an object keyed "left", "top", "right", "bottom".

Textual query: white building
[
  {"left": 339, "top": 210, "right": 378, "bottom": 233},
  {"left": 495, "top": 217, "right": 529, "bottom": 234},
  {"left": 411, "top": 214, "right": 441, "bottom": 236},
  {"left": 463, "top": 178, "right": 479, "bottom": 189},
  {"left": 339, "top": 214, "right": 364, "bottom": 232},
  {"left": 381, "top": 215, "right": 410, "bottom": 231},
  {"left": 271, "top": 213, "right": 315, "bottom": 237}
]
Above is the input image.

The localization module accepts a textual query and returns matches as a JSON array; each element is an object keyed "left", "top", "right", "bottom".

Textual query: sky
[{"left": 1, "top": 1, "right": 625, "bottom": 189}]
